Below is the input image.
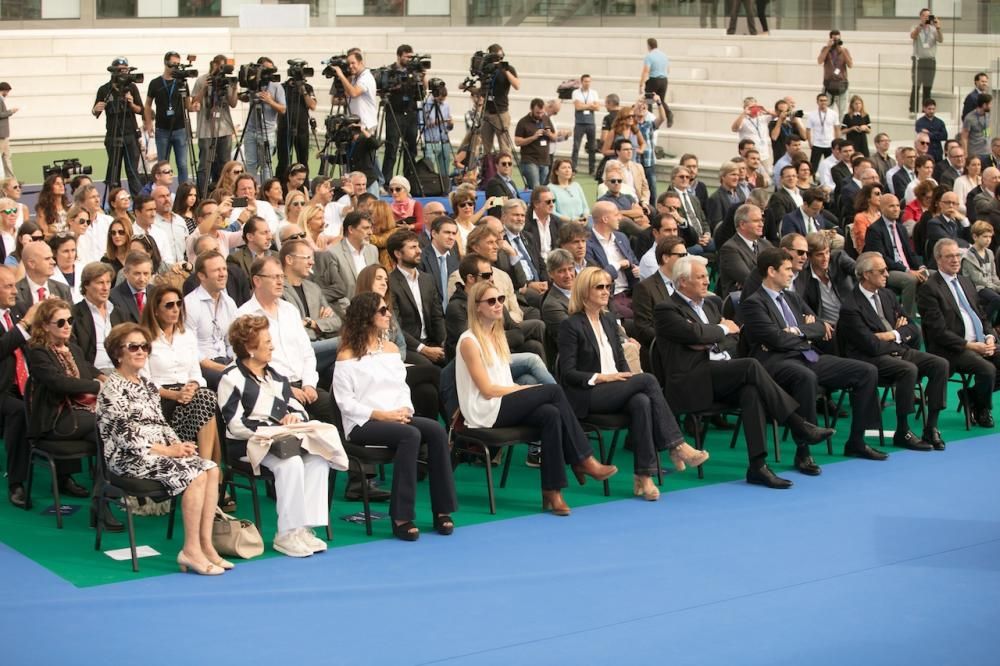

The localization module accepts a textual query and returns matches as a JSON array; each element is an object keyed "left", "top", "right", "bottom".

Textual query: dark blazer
[
  {"left": 705, "top": 187, "right": 744, "bottom": 231},
  {"left": 108, "top": 280, "right": 147, "bottom": 323},
  {"left": 540, "top": 286, "right": 570, "bottom": 345},
  {"left": 485, "top": 175, "right": 519, "bottom": 216},
  {"left": 917, "top": 271, "right": 990, "bottom": 358},
  {"left": 797, "top": 255, "right": 856, "bottom": 319},
  {"left": 15, "top": 278, "right": 72, "bottom": 314},
  {"left": 891, "top": 169, "right": 913, "bottom": 201},
  {"left": 779, "top": 208, "right": 837, "bottom": 238},
  {"left": 502, "top": 229, "right": 547, "bottom": 283},
  {"left": 933, "top": 160, "right": 962, "bottom": 191},
  {"left": 671, "top": 187, "right": 710, "bottom": 236},
  {"left": 691, "top": 179, "right": 710, "bottom": 213},
  {"left": 524, "top": 215, "right": 563, "bottom": 268},
  {"left": 717, "top": 234, "right": 773, "bottom": 298},
  {"left": 740, "top": 286, "right": 826, "bottom": 365},
  {"left": 838, "top": 180, "right": 861, "bottom": 224},
  {"left": 419, "top": 243, "right": 461, "bottom": 309},
  {"left": 924, "top": 215, "right": 971, "bottom": 268},
  {"left": 388, "top": 267, "right": 446, "bottom": 350},
  {"left": 493, "top": 245, "right": 529, "bottom": 290},
  {"left": 585, "top": 229, "right": 639, "bottom": 291},
  {"left": 831, "top": 161, "right": 852, "bottom": 197},
  {"left": 0, "top": 308, "right": 28, "bottom": 397},
  {"left": 25, "top": 343, "right": 101, "bottom": 438},
  {"left": 182, "top": 264, "right": 251, "bottom": 307},
  {"left": 838, "top": 286, "right": 920, "bottom": 359},
  {"left": 631, "top": 271, "right": 671, "bottom": 347},
  {"left": 71, "top": 299, "right": 127, "bottom": 364},
  {"left": 226, "top": 246, "right": 264, "bottom": 280},
  {"left": 764, "top": 188, "right": 798, "bottom": 244},
  {"left": 557, "top": 311, "right": 628, "bottom": 418},
  {"left": 864, "top": 216, "right": 922, "bottom": 271}
]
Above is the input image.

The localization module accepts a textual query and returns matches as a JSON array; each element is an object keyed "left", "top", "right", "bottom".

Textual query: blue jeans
[
  {"left": 511, "top": 352, "right": 555, "bottom": 386},
  {"left": 643, "top": 163, "right": 657, "bottom": 205},
  {"left": 155, "top": 127, "right": 189, "bottom": 183},
  {"left": 688, "top": 239, "right": 716, "bottom": 255},
  {"left": 243, "top": 127, "right": 276, "bottom": 181},
  {"left": 312, "top": 337, "right": 340, "bottom": 374},
  {"left": 425, "top": 142, "right": 453, "bottom": 180},
  {"left": 520, "top": 162, "right": 550, "bottom": 190}
]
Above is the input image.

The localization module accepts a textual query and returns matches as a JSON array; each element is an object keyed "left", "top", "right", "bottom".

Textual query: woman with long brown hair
[
  {"left": 107, "top": 187, "right": 135, "bottom": 229},
  {"left": 35, "top": 173, "right": 71, "bottom": 238},
  {"left": 210, "top": 160, "right": 244, "bottom": 202},
  {"left": 101, "top": 218, "right": 133, "bottom": 275},
  {"left": 601, "top": 104, "right": 646, "bottom": 156},
  {"left": 368, "top": 200, "right": 398, "bottom": 271},
  {"left": 851, "top": 182, "right": 882, "bottom": 252}
]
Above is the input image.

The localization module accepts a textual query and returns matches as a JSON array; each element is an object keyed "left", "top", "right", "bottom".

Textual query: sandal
[
  {"left": 433, "top": 514, "right": 454, "bottom": 536},
  {"left": 392, "top": 520, "right": 420, "bottom": 541}
]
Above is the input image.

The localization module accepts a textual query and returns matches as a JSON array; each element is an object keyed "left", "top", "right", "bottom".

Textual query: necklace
[{"left": 368, "top": 335, "right": 385, "bottom": 355}]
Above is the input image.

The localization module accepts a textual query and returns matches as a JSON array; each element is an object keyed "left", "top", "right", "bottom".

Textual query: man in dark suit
[
  {"left": 840, "top": 251, "right": 949, "bottom": 450},
  {"left": 632, "top": 236, "right": 686, "bottom": 348},
  {"left": 863, "top": 194, "right": 927, "bottom": 315},
  {"left": 279, "top": 239, "right": 342, "bottom": 376},
  {"left": 226, "top": 215, "right": 273, "bottom": 279},
  {"left": 500, "top": 199, "right": 547, "bottom": 308},
  {"left": 705, "top": 162, "right": 745, "bottom": 232},
  {"left": 781, "top": 187, "right": 840, "bottom": 238},
  {"left": 924, "top": 191, "right": 971, "bottom": 268},
  {"left": 181, "top": 234, "right": 251, "bottom": 307},
  {"left": 918, "top": 238, "right": 1000, "bottom": 427},
  {"left": 933, "top": 143, "right": 965, "bottom": 191},
  {"left": 0, "top": 265, "right": 34, "bottom": 507},
  {"left": 72, "top": 263, "right": 127, "bottom": 369},
  {"left": 765, "top": 165, "right": 801, "bottom": 242},
  {"left": 799, "top": 231, "right": 856, "bottom": 326},
  {"left": 524, "top": 186, "right": 564, "bottom": 262},
  {"left": 484, "top": 150, "right": 519, "bottom": 217},
  {"left": 419, "top": 216, "right": 461, "bottom": 313},
  {"left": 717, "top": 202, "right": 772, "bottom": 298},
  {"left": 14, "top": 241, "right": 71, "bottom": 312},
  {"left": 982, "top": 137, "right": 1000, "bottom": 171},
  {"left": 387, "top": 230, "right": 446, "bottom": 367},
  {"left": 654, "top": 255, "right": 833, "bottom": 488},
  {"left": 836, "top": 158, "right": 877, "bottom": 225},
  {"left": 585, "top": 201, "right": 639, "bottom": 318},
  {"left": 741, "top": 248, "right": 885, "bottom": 463},
  {"left": 108, "top": 250, "right": 153, "bottom": 323},
  {"left": 670, "top": 165, "right": 710, "bottom": 240},
  {"left": 891, "top": 147, "right": 916, "bottom": 200}
]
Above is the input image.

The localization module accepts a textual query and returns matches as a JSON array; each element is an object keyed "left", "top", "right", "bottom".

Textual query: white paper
[{"left": 104, "top": 545, "right": 160, "bottom": 561}]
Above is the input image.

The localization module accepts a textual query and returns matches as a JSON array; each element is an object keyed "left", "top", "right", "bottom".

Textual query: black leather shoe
[
  {"left": 893, "top": 430, "right": 932, "bottom": 451},
  {"left": 89, "top": 502, "right": 125, "bottom": 533},
  {"left": 793, "top": 453, "right": 822, "bottom": 476},
  {"left": 746, "top": 465, "right": 793, "bottom": 489},
  {"left": 345, "top": 480, "right": 391, "bottom": 502},
  {"left": 8, "top": 485, "right": 26, "bottom": 508},
  {"left": 922, "top": 428, "right": 946, "bottom": 451},
  {"left": 59, "top": 476, "right": 90, "bottom": 498},
  {"left": 844, "top": 444, "right": 889, "bottom": 461},
  {"left": 976, "top": 408, "right": 994, "bottom": 428},
  {"left": 792, "top": 421, "right": 836, "bottom": 446}
]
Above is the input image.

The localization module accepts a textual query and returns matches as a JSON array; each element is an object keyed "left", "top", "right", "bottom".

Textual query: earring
[{"left": 250, "top": 352, "right": 255, "bottom": 359}]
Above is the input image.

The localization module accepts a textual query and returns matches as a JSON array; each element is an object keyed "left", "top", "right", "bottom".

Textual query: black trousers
[
  {"left": 863, "top": 349, "right": 949, "bottom": 429},
  {"left": 572, "top": 123, "right": 597, "bottom": 173},
  {"left": 494, "top": 384, "right": 592, "bottom": 491},
  {"left": 104, "top": 131, "right": 144, "bottom": 197},
  {"left": 405, "top": 363, "right": 442, "bottom": 420},
  {"left": 727, "top": 0, "right": 757, "bottom": 34},
  {"left": 763, "top": 354, "right": 879, "bottom": 449},
  {"left": 1, "top": 394, "right": 27, "bottom": 486},
  {"left": 644, "top": 77, "right": 668, "bottom": 104},
  {"left": 977, "top": 288, "right": 1000, "bottom": 322},
  {"left": 586, "top": 374, "right": 681, "bottom": 476},
  {"left": 810, "top": 146, "right": 832, "bottom": 174},
  {"left": 946, "top": 348, "right": 1000, "bottom": 410},
  {"left": 909, "top": 57, "right": 936, "bottom": 113},
  {"left": 755, "top": 0, "right": 770, "bottom": 32},
  {"left": 276, "top": 128, "right": 310, "bottom": 182},
  {"left": 42, "top": 409, "right": 98, "bottom": 479},
  {"left": 710, "top": 358, "right": 798, "bottom": 463},
  {"left": 349, "top": 416, "right": 456, "bottom": 522},
  {"left": 383, "top": 108, "right": 419, "bottom": 180},
  {"left": 198, "top": 135, "right": 232, "bottom": 193}
]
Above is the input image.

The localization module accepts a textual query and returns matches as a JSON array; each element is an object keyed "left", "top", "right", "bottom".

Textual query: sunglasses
[
  {"left": 917, "top": 141, "right": 929, "bottom": 146},
  {"left": 289, "top": 201, "right": 304, "bottom": 207},
  {"left": 661, "top": 205, "right": 678, "bottom": 211},
  {"left": 285, "top": 232, "right": 307, "bottom": 241},
  {"left": 458, "top": 201, "right": 475, "bottom": 208},
  {"left": 49, "top": 316, "right": 74, "bottom": 328},
  {"left": 477, "top": 294, "right": 507, "bottom": 306},
  {"left": 124, "top": 342, "right": 151, "bottom": 353},
  {"left": 110, "top": 229, "right": 127, "bottom": 237},
  {"left": 376, "top": 306, "right": 390, "bottom": 316},
  {"left": 161, "top": 300, "right": 181, "bottom": 310},
  {"left": 792, "top": 249, "right": 808, "bottom": 256},
  {"left": 607, "top": 179, "right": 623, "bottom": 184},
  {"left": 498, "top": 161, "right": 513, "bottom": 167},
  {"left": 477, "top": 271, "right": 494, "bottom": 280},
  {"left": 30, "top": 234, "right": 44, "bottom": 241},
  {"left": 594, "top": 283, "right": 613, "bottom": 291},
  {"left": 232, "top": 169, "right": 243, "bottom": 174},
  {"left": 76, "top": 217, "right": 91, "bottom": 226},
  {"left": 1, "top": 208, "right": 16, "bottom": 214},
  {"left": 157, "top": 169, "right": 173, "bottom": 176},
  {"left": 389, "top": 187, "right": 405, "bottom": 193},
  {"left": 10, "top": 184, "right": 20, "bottom": 190},
  {"left": 541, "top": 199, "right": 555, "bottom": 204},
  {"left": 675, "top": 175, "right": 691, "bottom": 180}
]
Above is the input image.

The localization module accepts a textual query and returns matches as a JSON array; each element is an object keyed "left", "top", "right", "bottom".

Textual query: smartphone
[
  {"left": 232, "top": 196, "right": 249, "bottom": 208},
  {"left": 487, "top": 196, "right": 504, "bottom": 208}
]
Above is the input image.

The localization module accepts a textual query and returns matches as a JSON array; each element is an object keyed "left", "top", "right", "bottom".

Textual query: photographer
[
  {"left": 242, "top": 57, "right": 286, "bottom": 182},
  {"left": 143, "top": 51, "right": 195, "bottom": 184},
  {"left": 192, "top": 54, "right": 239, "bottom": 192},
  {"left": 422, "top": 80, "right": 454, "bottom": 180},
  {"left": 514, "top": 98, "right": 556, "bottom": 189},
  {"left": 331, "top": 49, "right": 379, "bottom": 189},
  {"left": 382, "top": 45, "right": 423, "bottom": 181},
  {"left": 732, "top": 96, "right": 773, "bottom": 168},
  {"left": 93, "top": 57, "right": 145, "bottom": 197},
  {"left": 817, "top": 31, "right": 853, "bottom": 118},
  {"left": 768, "top": 98, "right": 806, "bottom": 164},
  {"left": 276, "top": 61, "right": 317, "bottom": 183},
  {"left": 909, "top": 9, "right": 943, "bottom": 115},
  {"left": 479, "top": 44, "right": 520, "bottom": 156}
]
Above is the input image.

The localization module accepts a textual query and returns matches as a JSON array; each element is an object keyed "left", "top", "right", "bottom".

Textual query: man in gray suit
[
  {"left": 717, "top": 203, "right": 772, "bottom": 299},
  {"left": 0, "top": 83, "right": 18, "bottom": 178},
  {"left": 15, "top": 241, "right": 71, "bottom": 313},
  {"left": 279, "top": 239, "right": 341, "bottom": 375},
  {"left": 327, "top": 211, "right": 378, "bottom": 317}
]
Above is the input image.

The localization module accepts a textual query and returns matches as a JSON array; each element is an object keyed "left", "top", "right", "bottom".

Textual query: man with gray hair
[
  {"left": 839, "top": 251, "right": 949, "bottom": 450},
  {"left": 541, "top": 248, "right": 576, "bottom": 337},
  {"left": 499, "top": 198, "right": 547, "bottom": 306},
  {"left": 706, "top": 161, "right": 745, "bottom": 232},
  {"left": 717, "top": 202, "right": 772, "bottom": 298}
]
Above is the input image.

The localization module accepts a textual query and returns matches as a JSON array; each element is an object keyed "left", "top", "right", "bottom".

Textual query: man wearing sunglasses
[
  {"left": 484, "top": 150, "right": 519, "bottom": 217},
  {"left": 598, "top": 165, "right": 649, "bottom": 236},
  {"left": 914, "top": 99, "right": 947, "bottom": 162},
  {"left": 140, "top": 159, "right": 176, "bottom": 197},
  {"left": 14, "top": 242, "right": 71, "bottom": 312}
]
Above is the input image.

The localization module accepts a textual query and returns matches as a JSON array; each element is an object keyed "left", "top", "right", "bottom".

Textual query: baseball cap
[{"left": 110, "top": 57, "right": 129, "bottom": 67}]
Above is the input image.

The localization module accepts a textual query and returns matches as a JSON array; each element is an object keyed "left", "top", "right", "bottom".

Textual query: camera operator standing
[
  {"left": 331, "top": 49, "right": 379, "bottom": 194},
  {"left": 276, "top": 60, "right": 317, "bottom": 182},
  {"left": 382, "top": 45, "right": 423, "bottom": 182},
  {"left": 192, "top": 54, "right": 239, "bottom": 193},
  {"left": 143, "top": 51, "right": 195, "bottom": 184},
  {"left": 93, "top": 57, "right": 145, "bottom": 197},
  {"left": 909, "top": 9, "right": 943, "bottom": 115},
  {"left": 479, "top": 43, "right": 520, "bottom": 157},
  {"left": 422, "top": 79, "right": 454, "bottom": 181},
  {"left": 242, "top": 56, "right": 286, "bottom": 182},
  {"left": 817, "top": 31, "right": 853, "bottom": 119}
]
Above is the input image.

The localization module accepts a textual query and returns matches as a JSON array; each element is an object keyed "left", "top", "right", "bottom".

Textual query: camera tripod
[
  {"left": 316, "top": 101, "right": 354, "bottom": 180},
  {"left": 421, "top": 93, "right": 452, "bottom": 193},
  {"left": 233, "top": 92, "right": 275, "bottom": 182},
  {"left": 276, "top": 80, "right": 317, "bottom": 180},
  {"left": 173, "top": 76, "right": 200, "bottom": 188},
  {"left": 100, "top": 82, "right": 149, "bottom": 208},
  {"left": 376, "top": 91, "right": 425, "bottom": 196},
  {"left": 460, "top": 67, "right": 524, "bottom": 190}
]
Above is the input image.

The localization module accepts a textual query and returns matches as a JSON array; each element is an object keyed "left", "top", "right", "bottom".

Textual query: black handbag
[
  {"left": 824, "top": 78, "right": 849, "bottom": 96},
  {"left": 268, "top": 433, "right": 304, "bottom": 459}
]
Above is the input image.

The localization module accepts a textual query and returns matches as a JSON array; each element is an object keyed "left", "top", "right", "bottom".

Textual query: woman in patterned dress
[{"left": 97, "top": 322, "right": 226, "bottom": 576}]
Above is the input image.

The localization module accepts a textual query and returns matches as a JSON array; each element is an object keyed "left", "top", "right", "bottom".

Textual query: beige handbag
[{"left": 211, "top": 507, "right": 264, "bottom": 559}]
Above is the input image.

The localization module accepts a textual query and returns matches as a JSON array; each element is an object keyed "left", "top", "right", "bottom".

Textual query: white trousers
[{"left": 261, "top": 452, "right": 330, "bottom": 535}]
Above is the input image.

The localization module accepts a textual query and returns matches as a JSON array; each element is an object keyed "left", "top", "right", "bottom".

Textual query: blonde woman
[
  {"left": 297, "top": 202, "right": 336, "bottom": 251},
  {"left": 1, "top": 177, "right": 29, "bottom": 228},
  {"left": 284, "top": 189, "right": 306, "bottom": 226}
]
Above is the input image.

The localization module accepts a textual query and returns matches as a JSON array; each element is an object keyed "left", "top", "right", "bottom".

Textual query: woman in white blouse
[
  {"left": 333, "top": 291, "right": 457, "bottom": 541},
  {"left": 140, "top": 284, "right": 221, "bottom": 464},
  {"left": 457, "top": 281, "right": 618, "bottom": 516}
]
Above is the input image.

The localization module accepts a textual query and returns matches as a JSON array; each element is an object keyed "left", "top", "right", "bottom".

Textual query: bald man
[
  {"left": 586, "top": 200, "right": 640, "bottom": 318},
  {"left": 15, "top": 241, "right": 71, "bottom": 312},
  {"left": 863, "top": 194, "right": 927, "bottom": 315}
]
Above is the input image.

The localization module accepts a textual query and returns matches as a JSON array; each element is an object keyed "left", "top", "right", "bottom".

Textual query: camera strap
[{"left": 166, "top": 79, "right": 177, "bottom": 116}]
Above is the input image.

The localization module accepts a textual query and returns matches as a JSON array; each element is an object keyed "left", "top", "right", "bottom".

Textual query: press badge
[
  {"left": 833, "top": 68, "right": 841, "bottom": 76},
  {"left": 539, "top": 140, "right": 547, "bottom": 146},
  {"left": 583, "top": 110, "right": 591, "bottom": 115},
  {"left": 166, "top": 106, "right": 175, "bottom": 117}
]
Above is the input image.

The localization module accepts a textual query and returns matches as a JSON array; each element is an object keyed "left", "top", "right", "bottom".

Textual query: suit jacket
[
  {"left": 797, "top": 254, "right": 856, "bottom": 319},
  {"left": 871, "top": 152, "right": 895, "bottom": 188},
  {"left": 502, "top": 229, "right": 547, "bottom": 284},
  {"left": 557, "top": 311, "right": 628, "bottom": 418},
  {"left": 485, "top": 175, "right": 519, "bottom": 217},
  {"left": 891, "top": 169, "right": 913, "bottom": 201},
  {"left": 924, "top": 215, "right": 971, "bottom": 268},
  {"left": 281, "top": 279, "right": 341, "bottom": 341},
  {"left": 524, "top": 215, "right": 563, "bottom": 270},
  {"left": 226, "top": 246, "right": 269, "bottom": 280},
  {"left": 108, "top": 280, "right": 147, "bottom": 323},
  {"left": 0, "top": 308, "right": 28, "bottom": 397},
  {"left": 71, "top": 299, "right": 127, "bottom": 364},
  {"left": 540, "top": 285, "right": 570, "bottom": 345},
  {"left": 779, "top": 208, "right": 836, "bottom": 238},
  {"left": 831, "top": 161, "right": 852, "bottom": 197},
  {"left": 740, "top": 286, "right": 827, "bottom": 365},
  {"left": 838, "top": 286, "right": 920, "bottom": 360},
  {"left": 672, "top": 187, "right": 710, "bottom": 237},
  {"left": 864, "top": 216, "right": 921, "bottom": 271},
  {"left": 705, "top": 187, "right": 744, "bottom": 231},
  {"left": 419, "top": 243, "right": 461, "bottom": 308},
  {"left": 631, "top": 271, "right": 671, "bottom": 347},
  {"left": 25, "top": 342, "right": 101, "bottom": 438},
  {"left": 717, "top": 234, "right": 773, "bottom": 298},
  {"left": 838, "top": 180, "right": 861, "bottom": 224},
  {"left": 933, "top": 160, "right": 962, "bottom": 191},
  {"left": 388, "top": 267, "right": 446, "bottom": 350},
  {"left": 623, "top": 161, "right": 650, "bottom": 205},
  {"left": 585, "top": 229, "right": 639, "bottom": 291},
  {"left": 327, "top": 239, "right": 379, "bottom": 316},
  {"left": 917, "top": 271, "right": 991, "bottom": 358},
  {"left": 15, "top": 278, "right": 72, "bottom": 314},
  {"left": 764, "top": 189, "right": 798, "bottom": 244},
  {"left": 983, "top": 153, "right": 1000, "bottom": 171}
]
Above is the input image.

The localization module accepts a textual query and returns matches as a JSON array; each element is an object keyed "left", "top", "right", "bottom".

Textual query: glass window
[
  {"left": 96, "top": 0, "right": 135, "bottom": 18},
  {"left": 180, "top": 0, "right": 223, "bottom": 17}
]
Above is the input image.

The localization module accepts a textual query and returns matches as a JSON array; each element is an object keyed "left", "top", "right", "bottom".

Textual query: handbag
[
  {"left": 824, "top": 77, "right": 849, "bottom": 96},
  {"left": 211, "top": 507, "right": 264, "bottom": 559},
  {"left": 268, "top": 432, "right": 304, "bottom": 459}
]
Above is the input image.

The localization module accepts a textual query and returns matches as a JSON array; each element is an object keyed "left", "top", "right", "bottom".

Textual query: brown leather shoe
[
  {"left": 542, "top": 490, "right": 571, "bottom": 516},
  {"left": 571, "top": 456, "right": 618, "bottom": 485},
  {"left": 669, "top": 443, "right": 710, "bottom": 472}
]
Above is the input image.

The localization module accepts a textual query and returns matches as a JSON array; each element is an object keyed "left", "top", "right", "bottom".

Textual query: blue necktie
[
  {"left": 437, "top": 254, "right": 448, "bottom": 311},
  {"left": 777, "top": 293, "right": 819, "bottom": 362},
  {"left": 951, "top": 278, "right": 985, "bottom": 343},
  {"left": 512, "top": 235, "right": 536, "bottom": 281}
]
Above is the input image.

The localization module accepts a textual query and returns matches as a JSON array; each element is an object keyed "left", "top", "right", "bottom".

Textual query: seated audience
[
  {"left": 962, "top": 221, "right": 1000, "bottom": 321},
  {"left": 0, "top": 266, "right": 34, "bottom": 508},
  {"left": 388, "top": 175, "right": 424, "bottom": 234},
  {"left": 549, "top": 158, "right": 589, "bottom": 222},
  {"left": 632, "top": 236, "right": 687, "bottom": 347},
  {"left": 863, "top": 194, "right": 927, "bottom": 316},
  {"left": 586, "top": 201, "right": 639, "bottom": 318},
  {"left": 328, "top": 211, "right": 379, "bottom": 317},
  {"left": 101, "top": 218, "right": 133, "bottom": 276},
  {"left": 49, "top": 234, "right": 84, "bottom": 304},
  {"left": 717, "top": 203, "right": 771, "bottom": 298},
  {"left": 387, "top": 230, "right": 447, "bottom": 367},
  {"left": 72, "top": 262, "right": 126, "bottom": 373},
  {"left": 17, "top": 240, "right": 72, "bottom": 309},
  {"left": 108, "top": 250, "right": 153, "bottom": 323},
  {"left": 279, "top": 238, "right": 341, "bottom": 375}
]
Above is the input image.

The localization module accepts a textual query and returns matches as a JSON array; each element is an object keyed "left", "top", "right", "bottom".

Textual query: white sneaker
[
  {"left": 273, "top": 530, "right": 313, "bottom": 557},
  {"left": 296, "top": 527, "right": 328, "bottom": 553}
]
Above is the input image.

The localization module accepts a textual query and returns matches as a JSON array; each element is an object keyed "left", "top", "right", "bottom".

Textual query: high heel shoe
[
  {"left": 542, "top": 490, "right": 571, "bottom": 516},
  {"left": 209, "top": 557, "right": 235, "bottom": 570},
  {"left": 633, "top": 475, "right": 660, "bottom": 501},
  {"left": 177, "top": 552, "right": 224, "bottom": 576},
  {"left": 571, "top": 456, "right": 618, "bottom": 485},
  {"left": 669, "top": 443, "right": 710, "bottom": 472}
]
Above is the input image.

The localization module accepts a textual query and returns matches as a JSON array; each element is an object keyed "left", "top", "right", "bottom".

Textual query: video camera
[
  {"left": 286, "top": 58, "right": 314, "bottom": 82},
  {"left": 427, "top": 77, "right": 447, "bottom": 98},
  {"left": 168, "top": 62, "right": 199, "bottom": 79},
  {"left": 42, "top": 158, "right": 93, "bottom": 181},
  {"left": 325, "top": 113, "right": 362, "bottom": 144},
  {"left": 469, "top": 50, "right": 508, "bottom": 79},
  {"left": 321, "top": 55, "right": 350, "bottom": 80},
  {"left": 239, "top": 62, "right": 280, "bottom": 93},
  {"left": 107, "top": 65, "right": 144, "bottom": 88},
  {"left": 406, "top": 54, "right": 432, "bottom": 73}
]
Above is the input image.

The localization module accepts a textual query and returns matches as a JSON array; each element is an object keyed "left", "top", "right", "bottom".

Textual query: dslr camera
[
  {"left": 239, "top": 62, "right": 280, "bottom": 93},
  {"left": 42, "top": 158, "right": 93, "bottom": 181},
  {"left": 833, "top": 38, "right": 843, "bottom": 47},
  {"left": 926, "top": 14, "right": 936, "bottom": 24}
]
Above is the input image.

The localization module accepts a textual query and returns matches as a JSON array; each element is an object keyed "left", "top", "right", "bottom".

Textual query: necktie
[
  {"left": 512, "top": 235, "right": 536, "bottom": 281},
  {"left": 805, "top": 213, "right": 816, "bottom": 234},
  {"left": 136, "top": 290, "right": 145, "bottom": 315},
  {"left": 871, "top": 292, "right": 893, "bottom": 332},
  {"left": 752, "top": 241, "right": 759, "bottom": 257},
  {"left": 36, "top": 286, "right": 46, "bottom": 302},
  {"left": 681, "top": 191, "right": 697, "bottom": 225},
  {"left": 3, "top": 311, "right": 27, "bottom": 396},
  {"left": 887, "top": 221, "right": 911, "bottom": 270},
  {"left": 437, "top": 255, "right": 448, "bottom": 311},
  {"left": 776, "top": 294, "right": 819, "bottom": 362},
  {"left": 951, "top": 278, "right": 985, "bottom": 342}
]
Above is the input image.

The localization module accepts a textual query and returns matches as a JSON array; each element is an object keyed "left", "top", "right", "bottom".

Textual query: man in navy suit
[
  {"left": 863, "top": 194, "right": 928, "bottom": 315},
  {"left": 418, "top": 216, "right": 460, "bottom": 312},
  {"left": 586, "top": 201, "right": 639, "bottom": 318},
  {"left": 780, "top": 187, "right": 839, "bottom": 240},
  {"left": 108, "top": 250, "right": 153, "bottom": 323}
]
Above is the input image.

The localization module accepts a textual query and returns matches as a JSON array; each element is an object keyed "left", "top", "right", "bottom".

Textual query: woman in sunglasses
[
  {"left": 25, "top": 299, "right": 106, "bottom": 509},
  {"left": 6, "top": 220, "right": 43, "bottom": 271},
  {"left": 387, "top": 175, "right": 424, "bottom": 235},
  {"left": 107, "top": 187, "right": 135, "bottom": 230},
  {"left": 1, "top": 177, "right": 29, "bottom": 228},
  {"left": 600, "top": 104, "right": 645, "bottom": 158},
  {"left": 0, "top": 196, "right": 18, "bottom": 262},
  {"left": 48, "top": 234, "right": 84, "bottom": 304},
  {"left": 284, "top": 189, "right": 306, "bottom": 227},
  {"left": 101, "top": 219, "right": 133, "bottom": 276},
  {"left": 449, "top": 184, "right": 485, "bottom": 255},
  {"left": 297, "top": 202, "right": 336, "bottom": 252},
  {"left": 97, "top": 322, "right": 224, "bottom": 575},
  {"left": 333, "top": 292, "right": 457, "bottom": 541},
  {"left": 457, "top": 280, "right": 618, "bottom": 516},
  {"left": 558, "top": 268, "right": 706, "bottom": 501},
  {"left": 139, "top": 284, "right": 220, "bottom": 464},
  {"left": 210, "top": 161, "right": 244, "bottom": 202}
]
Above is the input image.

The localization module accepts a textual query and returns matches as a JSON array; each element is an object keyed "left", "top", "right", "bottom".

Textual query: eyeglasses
[
  {"left": 124, "top": 342, "right": 151, "bottom": 353},
  {"left": 376, "top": 306, "right": 390, "bottom": 316},
  {"left": 76, "top": 217, "right": 91, "bottom": 226},
  {"left": 458, "top": 201, "right": 475, "bottom": 208},
  {"left": 389, "top": 187, "right": 405, "bottom": 193},
  {"left": 161, "top": 300, "right": 181, "bottom": 310},
  {"left": 289, "top": 201, "right": 304, "bottom": 207},
  {"left": 541, "top": 199, "right": 555, "bottom": 204},
  {"left": 110, "top": 229, "right": 127, "bottom": 237},
  {"left": 865, "top": 267, "right": 889, "bottom": 275},
  {"left": 232, "top": 169, "right": 243, "bottom": 175},
  {"left": 1, "top": 208, "right": 16, "bottom": 214},
  {"left": 257, "top": 274, "right": 285, "bottom": 282},
  {"left": 498, "top": 161, "right": 513, "bottom": 167},
  {"left": 49, "top": 316, "right": 74, "bottom": 328},
  {"left": 792, "top": 249, "right": 808, "bottom": 256},
  {"left": 675, "top": 175, "right": 691, "bottom": 180},
  {"left": 284, "top": 232, "right": 307, "bottom": 241},
  {"left": 477, "top": 294, "right": 507, "bottom": 306},
  {"left": 477, "top": 271, "right": 494, "bottom": 280},
  {"left": 607, "top": 179, "right": 623, "bottom": 184},
  {"left": 593, "top": 283, "right": 613, "bottom": 291},
  {"left": 290, "top": 254, "right": 313, "bottom": 261}
]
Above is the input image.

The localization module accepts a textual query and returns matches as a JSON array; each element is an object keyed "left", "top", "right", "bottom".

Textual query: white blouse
[
  {"left": 455, "top": 330, "right": 513, "bottom": 429},
  {"left": 144, "top": 327, "right": 206, "bottom": 387},
  {"left": 332, "top": 351, "right": 414, "bottom": 436}
]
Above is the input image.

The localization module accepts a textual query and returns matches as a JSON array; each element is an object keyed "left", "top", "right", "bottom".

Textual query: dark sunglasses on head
[
  {"left": 124, "top": 342, "right": 151, "bottom": 353},
  {"left": 594, "top": 283, "right": 613, "bottom": 291},
  {"left": 50, "top": 316, "right": 74, "bottom": 328},
  {"left": 161, "top": 300, "right": 181, "bottom": 310},
  {"left": 376, "top": 306, "right": 390, "bottom": 316},
  {"left": 478, "top": 294, "right": 507, "bottom": 306}
]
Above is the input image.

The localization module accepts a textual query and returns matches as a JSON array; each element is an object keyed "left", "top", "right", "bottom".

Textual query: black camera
[
  {"left": 372, "top": 66, "right": 410, "bottom": 96},
  {"left": 469, "top": 50, "right": 507, "bottom": 79},
  {"left": 833, "top": 38, "right": 843, "bottom": 48},
  {"left": 406, "top": 54, "right": 432, "bottom": 72},
  {"left": 239, "top": 62, "right": 280, "bottom": 92},
  {"left": 793, "top": 109, "right": 805, "bottom": 119},
  {"left": 428, "top": 77, "right": 447, "bottom": 98},
  {"left": 927, "top": 14, "right": 936, "bottom": 24},
  {"left": 325, "top": 113, "right": 361, "bottom": 144},
  {"left": 168, "top": 63, "right": 199, "bottom": 79},
  {"left": 321, "top": 55, "right": 349, "bottom": 79},
  {"left": 42, "top": 158, "right": 93, "bottom": 181},
  {"left": 286, "top": 58, "right": 314, "bottom": 82},
  {"left": 107, "top": 65, "right": 144, "bottom": 88}
]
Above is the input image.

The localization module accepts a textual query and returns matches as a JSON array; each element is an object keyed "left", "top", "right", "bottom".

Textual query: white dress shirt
[
  {"left": 153, "top": 212, "right": 189, "bottom": 265},
  {"left": 396, "top": 266, "right": 427, "bottom": 341},
  {"left": 184, "top": 285, "right": 237, "bottom": 360},
  {"left": 323, "top": 194, "right": 351, "bottom": 238},
  {"left": 133, "top": 223, "right": 171, "bottom": 265},
  {"left": 236, "top": 295, "right": 319, "bottom": 387},
  {"left": 144, "top": 327, "right": 206, "bottom": 387},
  {"left": 86, "top": 298, "right": 116, "bottom": 371},
  {"left": 594, "top": 229, "right": 629, "bottom": 290}
]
